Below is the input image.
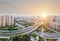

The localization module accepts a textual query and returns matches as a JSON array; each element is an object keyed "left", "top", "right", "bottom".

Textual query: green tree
[{"left": 13, "top": 34, "right": 31, "bottom": 41}]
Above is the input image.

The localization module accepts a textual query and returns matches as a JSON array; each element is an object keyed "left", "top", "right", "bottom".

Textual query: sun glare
[{"left": 40, "top": 12, "right": 48, "bottom": 19}]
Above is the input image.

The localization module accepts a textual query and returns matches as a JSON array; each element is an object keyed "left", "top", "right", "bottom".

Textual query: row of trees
[
  {"left": 10, "top": 33, "right": 39, "bottom": 41},
  {"left": 11, "top": 33, "right": 56, "bottom": 41}
]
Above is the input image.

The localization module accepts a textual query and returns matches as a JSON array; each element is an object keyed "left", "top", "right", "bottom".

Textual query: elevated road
[
  {"left": 0, "top": 19, "right": 60, "bottom": 40},
  {"left": 34, "top": 23, "right": 60, "bottom": 39},
  {"left": 34, "top": 31, "right": 60, "bottom": 39},
  {"left": 0, "top": 21, "right": 41, "bottom": 38}
]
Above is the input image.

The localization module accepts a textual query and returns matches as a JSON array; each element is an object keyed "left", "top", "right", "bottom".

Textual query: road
[
  {"left": 0, "top": 19, "right": 60, "bottom": 40},
  {"left": 33, "top": 23, "right": 60, "bottom": 39},
  {"left": 0, "top": 21, "right": 41, "bottom": 38}
]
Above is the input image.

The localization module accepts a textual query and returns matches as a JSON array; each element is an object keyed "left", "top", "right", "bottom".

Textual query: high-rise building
[
  {"left": 0, "top": 15, "right": 14, "bottom": 27},
  {"left": 3, "top": 16, "right": 6, "bottom": 27},
  {"left": 46, "top": 16, "right": 60, "bottom": 30},
  {"left": 0, "top": 16, "right": 2, "bottom": 27},
  {"left": 11, "top": 16, "right": 14, "bottom": 25}
]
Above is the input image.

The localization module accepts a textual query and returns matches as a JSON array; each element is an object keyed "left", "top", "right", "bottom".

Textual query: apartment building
[
  {"left": 0, "top": 15, "right": 14, "bottom": 27},
  {"left": 46, "top": 16, "right": 60, "bottom": 30}
]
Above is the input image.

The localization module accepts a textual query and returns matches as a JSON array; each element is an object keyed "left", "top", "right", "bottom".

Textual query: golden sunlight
[{"left": 40, "top": 12, "right": 48, "bottom": 19}]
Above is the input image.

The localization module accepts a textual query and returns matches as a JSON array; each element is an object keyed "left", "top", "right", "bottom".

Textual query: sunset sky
[{"left": 0, "top": 0, "right": 60, "bottom": 16}]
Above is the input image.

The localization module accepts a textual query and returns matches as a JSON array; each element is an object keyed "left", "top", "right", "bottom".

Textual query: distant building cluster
[
  {"left": 15, "top": 15, "right": 60, "bottom": 30},
  {"left": 46, "top": 16, "right": 60, "bottom": 30},
  {"left": 0, "top": 15, "right": 14, "bottom": 27},
  {"left": 15, "top": 16, "right": 40, "bottom": 23}
]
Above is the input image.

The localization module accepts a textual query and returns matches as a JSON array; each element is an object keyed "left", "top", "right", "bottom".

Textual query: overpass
[
  {"left": 0, "top": 20, "right": 42, "bottom": 41},
  {"left": 0, "top": 20, "right": 60, "bottom": 41},
  {"left": 33, "top": 23, "right": 60, "bottom": 41}
]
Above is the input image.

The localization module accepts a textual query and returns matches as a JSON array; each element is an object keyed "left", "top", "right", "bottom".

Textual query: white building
[
  {"left": 46, "top": 15, "right": 60, "bottom": 30},
  {"left": 0, "top": 15, "right": 14, "bottom": 27}
]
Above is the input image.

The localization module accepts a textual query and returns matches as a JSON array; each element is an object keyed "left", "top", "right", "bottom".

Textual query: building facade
[
  {"left": 0, "top": 15, "right": 14, "bottom": 27},
  {"left": 46, "top": 16, "right": 60, "bottom": 30}
]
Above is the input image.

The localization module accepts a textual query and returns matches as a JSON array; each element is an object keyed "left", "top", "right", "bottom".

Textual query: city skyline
[{"left": 0, "top": 0, "right": 60, "bottom": 41}]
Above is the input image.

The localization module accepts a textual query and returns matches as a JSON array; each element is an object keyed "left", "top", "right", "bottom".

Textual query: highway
[
  {"left": 15, "top": 22, "right": 25, "bottom": 28},
  {"left": 34, "top": 31, "right": 60, "bottom": 39},
  {"left": 33, "top": 23, "right": 60, "bottom": 40},
  {"left": 0, "top": 19, "right": 60, "bottom": 41},
  {"left": 0, "top": 21, "right": 41, "bottom": 38}
]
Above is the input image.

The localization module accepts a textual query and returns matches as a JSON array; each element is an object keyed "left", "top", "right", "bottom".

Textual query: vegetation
[
  {"left": 0, "top": 38, "right": 7, "bottom": 41},
  {"left": 13, "top": 34, "right": 31, "bottom": 41},
  {"left": 39, "top": 37, "right": 44, "bottom": 41},
  {"left": 0, "top": 27, "right": 8, "bottom": 30},
  {"left": 29, "top": 33, "right": 37, "bottom": 38},
  {"left": 47, "top": 39, "right": 56, "bottom": 41},
  {"left": 8, "top": 25, "right": 18, "bottom": 31},
  {"left": 38, "top": 37, "right": 56, "bottom": 41},
  {"left": 0, "top": 25, "right": 18, "bottom": 31}
]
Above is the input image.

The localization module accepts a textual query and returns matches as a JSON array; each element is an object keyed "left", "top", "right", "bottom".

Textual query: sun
[{"left": 40, "top": 12, "right": 48, "bottom": 19}]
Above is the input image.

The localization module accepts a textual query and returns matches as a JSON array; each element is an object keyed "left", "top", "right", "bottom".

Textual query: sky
[{"left": 0, "top": 0, "right": 60, "bottom": 16}]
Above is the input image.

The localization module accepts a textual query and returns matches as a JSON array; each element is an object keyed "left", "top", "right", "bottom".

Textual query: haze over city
[{"left": 0, "top": 0, "right": 60, "bottom": 41}]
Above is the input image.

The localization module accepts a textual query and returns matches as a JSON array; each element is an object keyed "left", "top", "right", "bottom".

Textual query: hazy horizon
[{"left": 0, "top": 0, "right": 60, "bottom": 16}]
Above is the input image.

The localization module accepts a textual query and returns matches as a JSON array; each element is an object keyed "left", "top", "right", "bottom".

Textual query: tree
[{"left": 13, "top": 34, "right": 31, "bottom": 41}]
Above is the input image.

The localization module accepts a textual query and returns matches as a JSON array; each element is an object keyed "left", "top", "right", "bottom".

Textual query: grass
[
  {"left": 0, "top": 25, "right": 19, "bottom": 31},
  {"left": 47, "top": 39, "right": 56, "bottom": 41},
  {"left": 39, "top": 37, "right": 56, "bottom": 41},
  {"left": 0, "top": 38, "right": 7, "bottom": 41},
  {"left": 39, "top": 37, "right": 44, "bottom": 41}
]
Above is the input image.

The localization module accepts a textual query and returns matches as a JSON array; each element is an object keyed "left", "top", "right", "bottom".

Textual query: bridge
[{"left": 0, "top": 20, "right": 60, "bottom": 41}]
